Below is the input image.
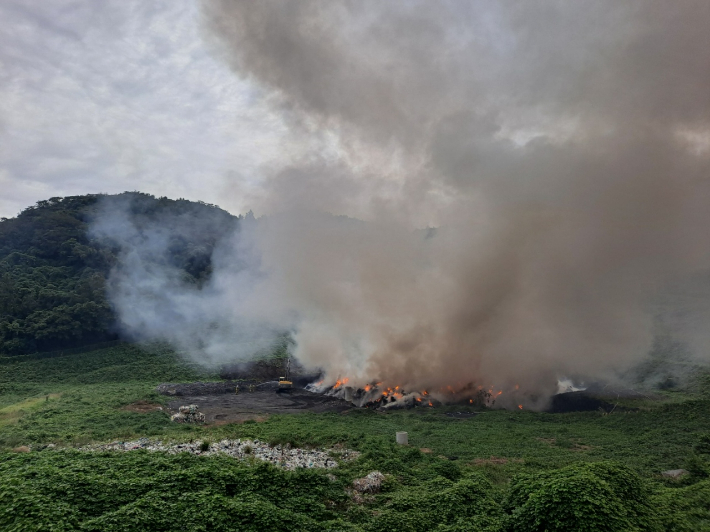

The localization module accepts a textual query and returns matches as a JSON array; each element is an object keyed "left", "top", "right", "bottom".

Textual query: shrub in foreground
[{"left": 503, "top": 462, "right": 662, "bottom": 532}]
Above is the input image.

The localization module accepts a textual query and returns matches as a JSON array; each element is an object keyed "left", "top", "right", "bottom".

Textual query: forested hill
[{"left": 0, "top": 193, "right": 239, "bottom": 356}]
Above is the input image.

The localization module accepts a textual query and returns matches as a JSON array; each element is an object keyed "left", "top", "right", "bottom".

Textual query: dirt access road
[{"left": 161, "top": 381, "right": 353, "bottom": 424}]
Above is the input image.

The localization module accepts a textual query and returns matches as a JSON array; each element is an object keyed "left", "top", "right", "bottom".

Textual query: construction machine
[{"left": 277, "top": 357, "right": 293, "bottom": 393}]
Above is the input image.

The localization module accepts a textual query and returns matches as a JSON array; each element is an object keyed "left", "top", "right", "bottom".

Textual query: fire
[
  {"left": 333, "top": 377, "right": 350, "bottom": 389},
  {"left": 328, "top": 379, "right": 522, "bottom": 410}
]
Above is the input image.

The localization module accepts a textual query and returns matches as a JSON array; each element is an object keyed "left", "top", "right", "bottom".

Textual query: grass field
[{"left": 1, "top": 344, "right": 709, "bottom": 531}]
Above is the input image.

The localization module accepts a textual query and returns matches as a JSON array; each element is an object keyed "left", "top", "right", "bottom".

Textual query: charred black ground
[{"left": 158, "top": 381, "right": 353, "bottom": 423}]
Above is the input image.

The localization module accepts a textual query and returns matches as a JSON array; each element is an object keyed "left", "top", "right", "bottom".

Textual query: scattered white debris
[
  {"left": 352, "top": 471, "right": 385, "bottom": 493},
  {"left": 171, "top": 404, "right": 205, "bottom": 423},
  {"left": 77, "top": 438, "right": 359, "bottom": 470}
]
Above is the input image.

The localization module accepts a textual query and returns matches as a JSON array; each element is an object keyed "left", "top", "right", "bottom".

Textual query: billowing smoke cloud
[
  {"left": 96, "top": 1, "right": 710, "bottom": 404},
  {"left": 89, "top": 195, "right": 285, "bottom": 365}
]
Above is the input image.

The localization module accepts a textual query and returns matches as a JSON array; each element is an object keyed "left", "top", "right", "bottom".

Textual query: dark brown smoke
[{"left": 192, "top": 1, "right": 710, "bottom": 401}]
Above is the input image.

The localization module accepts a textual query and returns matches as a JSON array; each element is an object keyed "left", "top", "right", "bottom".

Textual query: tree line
[{"left": 0, "top": 193, "right": 238, "bottom": 356}]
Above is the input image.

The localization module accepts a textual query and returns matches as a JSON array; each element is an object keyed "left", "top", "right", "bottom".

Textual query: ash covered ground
[{"left": 157, "top": 381, "right": 354, "bottom": 424}]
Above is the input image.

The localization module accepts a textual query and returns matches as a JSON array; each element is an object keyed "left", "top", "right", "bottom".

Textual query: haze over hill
[
  {"left": 0, "top": 193, "right": 238, "bottom": 355},
  {"left": 3, "top": 190, "right": 708, "bottom": 407}
]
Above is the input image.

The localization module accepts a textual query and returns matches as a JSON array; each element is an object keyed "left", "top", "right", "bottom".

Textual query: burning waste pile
[
  {"left": 78, "top": 438, "right": 359, "bottom": 470},
  {"left": 170, "top": 404, "right": 205, "bottom": 424},
  {"left": 309, "top": 378, "right": 522, "bottom": 410}
]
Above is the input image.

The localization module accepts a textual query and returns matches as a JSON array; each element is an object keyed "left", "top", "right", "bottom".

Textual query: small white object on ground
[{"left": 396, "top": 431, "right": 408, "bottom": 445}]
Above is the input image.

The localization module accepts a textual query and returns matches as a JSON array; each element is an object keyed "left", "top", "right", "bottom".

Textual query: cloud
[{"left": 0, "top": 0, "right": 302, "bottom": 218}]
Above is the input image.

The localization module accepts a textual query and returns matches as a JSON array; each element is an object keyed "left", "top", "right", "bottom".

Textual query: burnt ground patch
[
  {"left": 547, "top": 385, "right": 652, "bottom": 413},
  {"left": 162, "top": 382, "right": 353, "bottom": 424},
  {"left": 548, "top": 391, "right": 615, "bottom": 413}
]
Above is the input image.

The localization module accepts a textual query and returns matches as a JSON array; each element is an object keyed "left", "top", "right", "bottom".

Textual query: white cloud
[{"left": 0, "top": 0, "right": 301, "bottom": 218}]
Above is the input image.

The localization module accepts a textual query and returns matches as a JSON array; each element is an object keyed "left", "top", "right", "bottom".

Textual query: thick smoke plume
[{"left": 96, "top": 1, "right": 710, "bottom": 405}]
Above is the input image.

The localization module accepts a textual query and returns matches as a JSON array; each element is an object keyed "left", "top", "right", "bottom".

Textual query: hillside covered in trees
[{"left": 0, "top": 193, "right": 239, "bottom": 356}]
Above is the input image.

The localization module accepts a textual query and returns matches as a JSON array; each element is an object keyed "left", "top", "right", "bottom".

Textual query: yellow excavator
[{"left": 277, "top": 357, "right": 292, "bottom": 393}]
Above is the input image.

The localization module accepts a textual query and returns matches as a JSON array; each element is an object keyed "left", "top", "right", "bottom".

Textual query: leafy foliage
[
  {"left": 0, "top": 194, "right": 238, "bottom": 356},
  {"left": 503, "top": 462, "right": 662, "bottom": 531},
  {"left": 0, "top": 452, "right": 350, "bottom": 532},
  {"left": 0, "top": 345, "right": 708, "bottom": 530}
]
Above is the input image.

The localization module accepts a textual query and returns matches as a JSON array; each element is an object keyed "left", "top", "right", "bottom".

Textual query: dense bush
[
  {"left": 0, "top": 194, "right": 238, "bottom": 356},
  {"left": 366, "top": 474, "right": 502, "bottom": 532},
  {"left": 503, "top": 462, "right": 662, "bottom": 532},
  {"left": 0, "top": 451, "right": 351, "bottom": 532},
  {"left": 4, "top": 451, "right": 706, "bottom": 531}
]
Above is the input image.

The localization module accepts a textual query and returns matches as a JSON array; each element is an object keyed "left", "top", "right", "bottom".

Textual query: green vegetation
[
  {"left": 0, "top": 193, "right": 238, "bottom": 356},
  {"left": 1, "top": 345, "right": 709, "bottom": 530}
]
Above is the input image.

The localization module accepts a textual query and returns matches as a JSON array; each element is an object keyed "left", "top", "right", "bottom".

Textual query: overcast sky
[
  {"left": 0, "top": 0, "right": 308, "bottom": 218},
  {"left": 2, "top": 1, "right": 708, "bottom": 224}
]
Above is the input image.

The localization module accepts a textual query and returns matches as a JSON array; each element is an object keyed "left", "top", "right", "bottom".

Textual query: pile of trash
[
  {"left": 170, "top": 404, "right": 205, "bottom": 423},
  {"left": 352, "top": 471, "right": 385, "bottom": 493},
  {"left": 78, "top": 438, "right": 359, "bottom": 470}
]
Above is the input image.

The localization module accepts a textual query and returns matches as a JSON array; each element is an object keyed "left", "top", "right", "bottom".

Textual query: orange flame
[
  {"left": 333, "top": 377, "right": 350, "bottom": 389},
  {"left": 364, "top": 384, "right": 372, "bottom": 392},
  {"left": 518, "top": 404, "right": 523, "bottom": 410},
  {"left": 428, "top": 401, "right": 433, "bottom": 407},
  {"left": 469, "top": 399, "right": 473, "bottom": 403}
]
